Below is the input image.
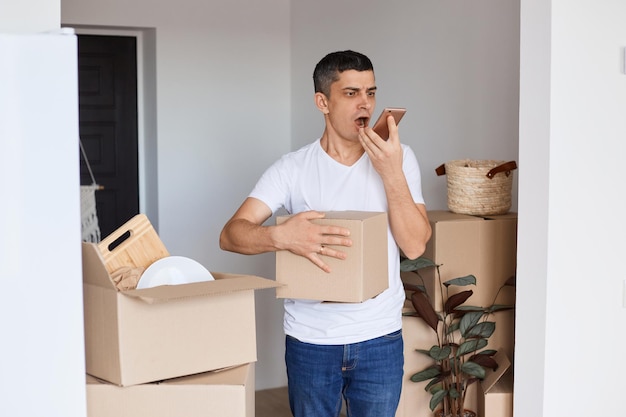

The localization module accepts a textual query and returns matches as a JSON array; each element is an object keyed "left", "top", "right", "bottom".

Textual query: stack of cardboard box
[
  {"left": 274, "top": 210, "right": 516, "bottom": 416},
  {"left": 81, "top": 214, "right": 278, "bottom": 417},
  {"left": 397, "top": 210, "right": 517, "bottom": 417}
]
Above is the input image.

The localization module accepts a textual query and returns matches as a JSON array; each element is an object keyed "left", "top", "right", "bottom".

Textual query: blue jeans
[{"left": 285, "top": 330, "right": 404, "bottom": 417}]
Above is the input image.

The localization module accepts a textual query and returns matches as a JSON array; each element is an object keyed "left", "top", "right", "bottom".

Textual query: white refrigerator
[{"left": 0, "top": 29, "right": 87, "bottom": 417}]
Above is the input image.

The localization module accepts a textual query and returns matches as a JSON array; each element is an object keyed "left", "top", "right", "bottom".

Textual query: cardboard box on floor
[
  {"left": 82, "top": 214, "right": 278, "bottom": 387},
  {"left": 478, "top": 352, "right": 514, "bottom": 417},
  {"left": 397, "top": 300, "right": 515, "bottom": 417},
  {"left": 490, "top": 309, "right": 516, "bottom": 362},
  {"left": 86, "top": 363, "right": 254, "bottom": 417},
  {"left": 402, "top": 210, "right": 517, "bottom": 311},
  {"left": 276, "top": 211, "right": 388, "bottom": 302},
  {"left": 396, "top": 304, "right": 479, "bottom": 417}
]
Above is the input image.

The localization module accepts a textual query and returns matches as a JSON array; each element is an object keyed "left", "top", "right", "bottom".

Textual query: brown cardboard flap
[
  {"left": 82, "top": 242, "right": 117, "bottom": 288},
  {"left": 319, "top": 210, "right": 385, "bottom": 220},
  {"left": 123, "top": 273, "right": 280, "bottom": 304},
  {"left": 86, "top": 374, "right": 104, "bottom": 384},
  {"left": 482, "top": 351, "right": 512, "bottom": 394},
  {"left": 86, "top": 364, "right": 252, "bottom": 387},
  {"left": 83, "top": 242, "right": 280, "bottom": 298},
  {"left": 428, "top": 210, "right": 479, "bottom": 223},
  {"left": 165, "top": 363, "right": 251, "bottom": 386},
  {"left": 277, "top": 210, "right": 386, "bottom": 223},
  {"left": 428, "top": 210, "right": 519, "bottom": 224},
  {"left": 483, "top": 212, "right": 518, "bottom": 221}
]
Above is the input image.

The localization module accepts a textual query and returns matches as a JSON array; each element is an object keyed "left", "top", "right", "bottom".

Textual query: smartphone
[{"left": 371, "top": 107, "right": 406, "bottom": 140}]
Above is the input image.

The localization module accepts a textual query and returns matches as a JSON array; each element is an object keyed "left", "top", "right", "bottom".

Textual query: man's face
[{"left": 323, "top": 69, "right": 376, "bottom": 141}]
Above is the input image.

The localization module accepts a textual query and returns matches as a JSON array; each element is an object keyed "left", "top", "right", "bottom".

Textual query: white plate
[{"left": 136, "top": 256, "right": 215, "bottom": 289}]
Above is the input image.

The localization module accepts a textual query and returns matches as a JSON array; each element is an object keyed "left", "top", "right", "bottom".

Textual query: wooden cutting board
[{"left": 97, "top": 214, "right": 170, "bottom": 275}]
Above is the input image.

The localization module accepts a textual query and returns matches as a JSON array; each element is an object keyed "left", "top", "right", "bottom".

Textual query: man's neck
[{"left": 320, "top": 130, "right": 365, "bottom": 166}]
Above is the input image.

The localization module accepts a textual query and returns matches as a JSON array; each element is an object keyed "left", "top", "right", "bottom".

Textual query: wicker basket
[{"left": 436, "top": 160, "right": 517, "bottom": 216}]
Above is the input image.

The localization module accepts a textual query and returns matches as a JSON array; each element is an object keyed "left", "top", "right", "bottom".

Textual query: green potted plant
[{"left": 400, "top": 256, "right": 515, "bottom": 417}]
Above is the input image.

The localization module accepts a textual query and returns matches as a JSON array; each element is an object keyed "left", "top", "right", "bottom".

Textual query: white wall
[
  {"left": 517, "top": 0, "right": 626, "bottom": 416},
  {"left": 0, "top": 0, "right": 59, "bottom": 32},
  {"left": 0, "top": 26, "right": 87, "bottom": 417},
  {"left": 516, "top": 0, "right": 550, "bottom": 414}
]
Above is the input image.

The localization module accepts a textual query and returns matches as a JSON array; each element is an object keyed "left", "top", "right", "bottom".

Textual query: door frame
[{"left": 66, "top": 25, "right": 159, "bottom": 230}]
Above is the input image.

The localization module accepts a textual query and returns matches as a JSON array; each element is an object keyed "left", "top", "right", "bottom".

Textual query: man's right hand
[
  {"left": 274, "top": 211, "right": 352, "bottom": 273},
  {"left": 220, "top": 199, "right": 352, "bottom": 273}
]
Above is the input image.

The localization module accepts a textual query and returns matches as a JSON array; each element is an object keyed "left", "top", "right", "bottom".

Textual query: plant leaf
[
  {"left": 446, "top": 321, "right": 459, "bottom": 335},
  {"left": 466, "top": 321, "right": 496, "bottom": 339},
  {"left": 461, "top": 361, "right": 487, "bottom": 379},
  {"left": 429, "top": 389, "right": 448, "bottom": 411},
  {"left": 444, "top": 290, "right": 474, "bottom": 313},
  {"left": 415, "top": 348, "right": 435, "bottom": 357},
  {"left": 410, "top": 365, "right": 441, "bottom": 383},
  {"left": 454, "top": 305, "right": 487, "bottom": 312},
  {"left": 429, "top": 345, "right": 452, "bottom": 361},
  {"left": 425, "top": 379, "right": 443, "bottom": 392},
  {"left": 457, "top": 339, "right": 488, "bottom": 356},
  {"left": 411, "top": 291, "right": 440, "bottom": 332},
  {"left": 400, "top": 257, "right": 436, "bottom": 272},
  {"left": 469, "top": 353, "right": 498, "bottom": 370},
  {"left": 459, "top": 311, "right": 483, "bottom": 337},
  {"left": 448, "top": 386, "right": 461, "bottom": 399},
  {"left": 443, "top": 274, "right": 476, "bottom": 288},
  {"left": 487, "top": 304, "right": 515, "bottom": 313}
]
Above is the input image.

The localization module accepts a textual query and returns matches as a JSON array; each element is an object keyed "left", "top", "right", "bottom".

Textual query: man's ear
[{"left": 314, "top": 92, "right": 330, "bottom": 115}]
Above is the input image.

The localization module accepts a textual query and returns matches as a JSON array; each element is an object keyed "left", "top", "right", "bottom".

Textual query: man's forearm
[
  {"left": 384, "top": 177, "right": 431, "bottom": 260},
  {"left": 219, "top": 218, "right": 278, "bottom": 255}
]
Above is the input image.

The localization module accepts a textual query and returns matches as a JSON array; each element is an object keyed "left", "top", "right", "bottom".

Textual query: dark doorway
[{"left": 78, "top": 34, "right": 139, "bottom": 238}]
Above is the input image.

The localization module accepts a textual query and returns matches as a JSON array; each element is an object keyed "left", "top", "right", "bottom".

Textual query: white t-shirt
[{"left": 249, "top": 139, "right": 425, "bottom": 345}]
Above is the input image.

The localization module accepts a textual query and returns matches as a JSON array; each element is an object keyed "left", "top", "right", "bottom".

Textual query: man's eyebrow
[{"left": 342, "top": 86, "right": 378, "bottom": 92}]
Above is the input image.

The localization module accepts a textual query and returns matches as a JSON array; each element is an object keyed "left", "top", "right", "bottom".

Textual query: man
[{"left": 220, "top": 50, "right": 431, "bottom": 417}]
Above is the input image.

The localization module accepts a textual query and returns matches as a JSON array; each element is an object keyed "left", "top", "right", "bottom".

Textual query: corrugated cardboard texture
[
  {"left": 478, "top": 352, "right": 513, "bottom": 417},
  {"left": 86, "top": 363, "right": 254, "bottom": 417},
  {"left": 397, "top": 303, "right": 514, "bottom": 417},
  {"left": 275, "top": 211, "right": 388, "bottom": 302},
  {"left": 82, "top": 243, "right": 278, "bottom": 387},
  {"left": 403, "top": 210, "right": 517, "bottom": 311},
  {"left": 401, "top": 210, "right": 517, "bottom": 364},
  {"left": 396, "top": 310, "right": 479, "bottom": 417}
]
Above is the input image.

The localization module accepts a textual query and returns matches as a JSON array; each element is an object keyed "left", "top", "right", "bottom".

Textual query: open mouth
[{"left": 356, "top": 117, "right": 369, "bottom": 128}]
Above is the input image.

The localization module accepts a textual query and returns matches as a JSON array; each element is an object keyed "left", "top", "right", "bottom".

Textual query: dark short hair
[{"left": 313, "top": 50, "right": 374, "bottom": 97}]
